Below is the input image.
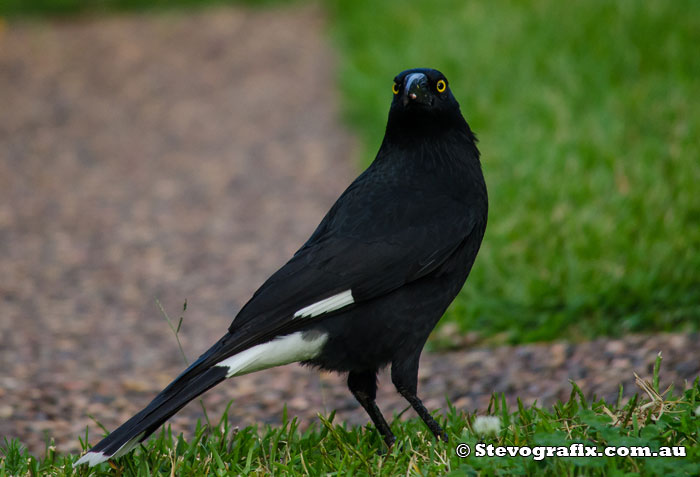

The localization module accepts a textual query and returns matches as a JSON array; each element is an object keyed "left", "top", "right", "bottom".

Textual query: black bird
[{"left": 75, "top": 67, "right": 488, "bottom": 467}]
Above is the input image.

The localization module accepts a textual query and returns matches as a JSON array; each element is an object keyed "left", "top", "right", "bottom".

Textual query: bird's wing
[
  {"left": 228, "top": 189, "right": 478, "bottom": 340},
  {"left": 175, "top": 165, "right": 483, "bottom": 375}
]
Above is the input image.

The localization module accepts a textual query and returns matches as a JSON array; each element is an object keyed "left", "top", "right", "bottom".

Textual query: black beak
[{"left": 402, "top": 73, "right": 430, "bottom": 107}]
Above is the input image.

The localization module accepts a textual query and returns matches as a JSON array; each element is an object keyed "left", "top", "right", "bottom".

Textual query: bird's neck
[
  {"left": 380, "top": 115, "right": 480, "bottom": 169},
  {"left": 385, "top": 108, "right": 475, "bottom": 142}
]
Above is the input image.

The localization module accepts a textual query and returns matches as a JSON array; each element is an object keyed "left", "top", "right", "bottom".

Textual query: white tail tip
[{"left": 74, "top": 451, "right": 109, "bottom": 467}]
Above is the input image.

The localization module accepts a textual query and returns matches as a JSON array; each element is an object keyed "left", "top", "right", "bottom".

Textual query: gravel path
[{"left": 1, "top": 6, "right": 698, "bottom": 457}]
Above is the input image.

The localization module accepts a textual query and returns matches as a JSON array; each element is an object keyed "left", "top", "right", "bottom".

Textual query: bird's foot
[{"left": 427, "top": 422, "right": 449, "bottom": 443}]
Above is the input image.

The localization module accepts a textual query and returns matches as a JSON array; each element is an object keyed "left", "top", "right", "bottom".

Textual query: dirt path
[
  {"left": 0, "top": 5, "right": 357, "bottom": 453},
  {"left": 0, "top": 6, "right": 697, "bottom": 457}
]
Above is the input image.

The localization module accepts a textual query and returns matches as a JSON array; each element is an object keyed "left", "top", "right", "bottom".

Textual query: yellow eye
[
  {"left": 436, "top": 79, "right": 447, "bottom": 93},
  {"left": 392, "top": 82, "right": 400, "bottom": 95}
]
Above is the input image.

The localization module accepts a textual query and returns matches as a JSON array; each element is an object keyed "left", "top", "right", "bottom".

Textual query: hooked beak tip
[{"left": 401, "top": 72, "right": 430, "bottom": 107}]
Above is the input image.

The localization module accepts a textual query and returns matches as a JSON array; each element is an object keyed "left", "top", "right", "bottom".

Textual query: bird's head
[{"left": 386, "top": 68, "right": 468, "bottom": 140}]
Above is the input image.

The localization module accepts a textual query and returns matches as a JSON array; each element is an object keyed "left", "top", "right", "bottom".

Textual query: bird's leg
[
  {"left": 391, "top": 355, "right": 449, "bottom": 442},
  {"left": 347, "top": 370, "right": 396, "bottom": 447}
]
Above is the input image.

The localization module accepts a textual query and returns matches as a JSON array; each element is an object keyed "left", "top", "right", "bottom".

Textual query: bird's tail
[{"left": 74, "top": 357, "right": 229, "bottom": 467}]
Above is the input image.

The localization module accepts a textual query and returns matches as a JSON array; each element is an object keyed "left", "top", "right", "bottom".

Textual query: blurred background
[{"left": 1, "top": 0, "right": 698, "bottom": 455}]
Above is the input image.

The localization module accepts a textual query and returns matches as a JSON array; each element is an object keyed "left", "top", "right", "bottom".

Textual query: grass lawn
[
  {"left": 2, "top": 360, "right": 698, "bottom": 475},
  {"left": 329, "top": 0, "right": 700, "bottom": 344}
]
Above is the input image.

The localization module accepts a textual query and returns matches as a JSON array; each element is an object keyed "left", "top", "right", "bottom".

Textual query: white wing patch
[
  {"left": 215, "top": 331, "right": 328, "bottom": 378},
  {"left": 294, "top": 290, "right": 354, "bottom": 319}
]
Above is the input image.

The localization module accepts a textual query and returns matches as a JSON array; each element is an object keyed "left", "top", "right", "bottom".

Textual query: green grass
[
  {"left": 2, "top": 359, "right": 699, "bottom": 476},
  {"left": 329, "top": 0, "right": 700, "bottom": 343}
]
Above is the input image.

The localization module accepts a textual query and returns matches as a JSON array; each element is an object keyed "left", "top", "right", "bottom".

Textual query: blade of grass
[{"left": 156, "top": 298, "right": 211, "bottom": 429}]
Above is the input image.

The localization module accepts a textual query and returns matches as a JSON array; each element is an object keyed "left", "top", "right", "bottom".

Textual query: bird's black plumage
[{"left": 75, "top": 67, "right": 487, "bottom": 466}]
